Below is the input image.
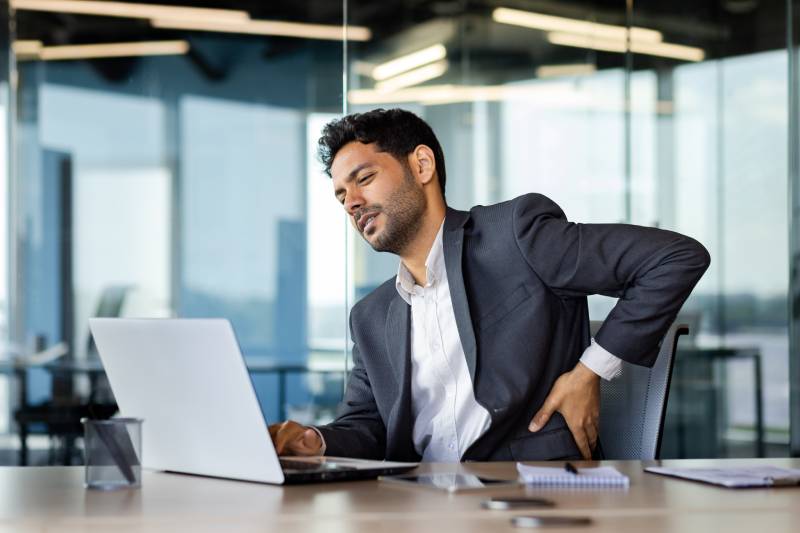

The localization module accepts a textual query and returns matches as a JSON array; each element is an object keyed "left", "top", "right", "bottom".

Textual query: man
[{"left": 269, "top": 108, "right": 710, "bottom": 462}]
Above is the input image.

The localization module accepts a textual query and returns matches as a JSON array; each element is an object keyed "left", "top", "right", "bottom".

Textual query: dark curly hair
[{"left": 317, "top": 108, "right": 446, "bottom": 196}]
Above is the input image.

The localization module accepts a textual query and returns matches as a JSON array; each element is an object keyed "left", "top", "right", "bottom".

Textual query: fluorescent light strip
[
  {"left": 37, "top": 40, "right": 190, "bottom": 61},
  {"left": 349, "top": 83, "right": 674, "bottom": 114},
  {"left": 10, "top": 0, "right": 248, "bottom": 22},
  {"left": 548, "top": 32, "right": 705, "bottom": 62},
  {"left": 372, "top": 44, "right": 446, "bottom": 81},
  {"left": 12, "top": 1, "right": 373, "bottom": 42},
  {"left": 352, "top": 83, "right": 586, "bottom": 105},
  {"left": 493, "top": 7, "right": 662, "bottom": 43},
  {"left": 12, "top": 39, "right": 43, "bottom": 56},
  {"left": 629, "top": 39, "right": 706, "bottom": 62},
  {"left": 535, "top": 63, "right": 596, "bottom": 78},
  {"left": 375, "top": 60, "right": 448, "bottom": 92},
  {"left": 152, "top": 17, "right": 371, "bottom": 42}
]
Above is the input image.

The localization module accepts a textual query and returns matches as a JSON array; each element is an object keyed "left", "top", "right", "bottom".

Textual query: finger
[
  {"left": 268, "top": 423, "right": 281, "bottom": 440},
  {"left": 274, "top": 426, "right": 304, "bottom": 456},
  {"left": 529, "top": 397, "right": 559, "bottom": 432},
  {"left": 296, "top": 429, "right": 322, "bottom": 455},
  {"left": 269, "top": 421, "right": 292, "bottom": 452},
  {"left": 280, "top": 427, "right": 321, "bottom": 456},
  {"left": 292, "top": 429, "right": 318, "bottom": 454},
  {"left": 576, "top": 434, "right": 591, "bottom": 460},
  {"left": 566, "top": 420, "right": 591, "bottom": 460},
  {"left": 586, "top": 423, "right": 599, "bottom": 451}
]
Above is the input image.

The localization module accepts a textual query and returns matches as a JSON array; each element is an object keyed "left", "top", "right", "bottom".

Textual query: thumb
[
  {"left": 302, "top": 428, "right": 320, "bottom": 449},
  {"left": 529, "top": 399, "right": 557, "bottom": 432}
]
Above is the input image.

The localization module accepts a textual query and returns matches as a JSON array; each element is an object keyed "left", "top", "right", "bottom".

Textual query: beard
[{"left": 361, "top": 168, "right": 426, "bottom": 255}]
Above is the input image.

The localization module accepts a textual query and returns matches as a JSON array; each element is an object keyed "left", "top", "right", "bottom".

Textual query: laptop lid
[{"left": 89, "top": 318, "right": 286, "bottom": 484}]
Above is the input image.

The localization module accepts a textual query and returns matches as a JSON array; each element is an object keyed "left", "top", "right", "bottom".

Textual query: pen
[{"left": 565, "top": 462, "right": 578, "bottom": 475}]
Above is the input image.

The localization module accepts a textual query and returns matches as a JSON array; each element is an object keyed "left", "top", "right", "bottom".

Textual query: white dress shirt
[
  {"left": 395, "top": 224, "right": 491, "bottom": 462},
  {"left": 394, "top": 222, "right": 622, "bottom": 462}
]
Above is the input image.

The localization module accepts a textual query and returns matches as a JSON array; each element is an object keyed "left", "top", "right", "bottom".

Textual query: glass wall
[
  {"left": 345, "top": 0, "right": 793, "bottom": 457},
  {"left": 790, "top": 0, "right": 800, "bottom": 457},
  {"left": 3, "top": 1, "right": 347, "bottom": 463},
  {"left": 0, "top": 0, "right": 797, "bottom": 463},
  {"left": 0, "top": 3, "right": 10, "bottom": 436}
]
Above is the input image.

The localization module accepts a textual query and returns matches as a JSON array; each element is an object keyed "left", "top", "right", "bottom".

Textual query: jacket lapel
[
  {"left": 442, "top": 208, "right": 478, "bottom": 383},
  {"left": 384, "top": 295, "right": 415, "bottom": 458},
  {"left": 385, "top": 295, "right": 411, "bottom": 390}
]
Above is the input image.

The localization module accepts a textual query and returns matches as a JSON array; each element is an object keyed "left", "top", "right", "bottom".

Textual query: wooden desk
[{"left": 1, "top": 458, "right": 798, "bottom": 532}]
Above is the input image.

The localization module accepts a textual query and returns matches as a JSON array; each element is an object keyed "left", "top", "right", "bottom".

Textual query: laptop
[{"left": 88, "top": 318, "right": 417, "bottom": 484}]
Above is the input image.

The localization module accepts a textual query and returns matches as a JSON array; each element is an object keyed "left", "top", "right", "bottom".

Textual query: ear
[{"left": 408, "top": 144, "right": 436, "bottom": 185}]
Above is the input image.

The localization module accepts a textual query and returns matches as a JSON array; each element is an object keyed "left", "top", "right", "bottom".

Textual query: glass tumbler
[{"left": 82, "top": 417, "right": 143, "bottom": 490}]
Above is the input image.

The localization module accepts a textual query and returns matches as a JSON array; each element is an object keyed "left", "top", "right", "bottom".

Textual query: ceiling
[{"left": 11, "top": 0, "right": 789, "bottom": 85}]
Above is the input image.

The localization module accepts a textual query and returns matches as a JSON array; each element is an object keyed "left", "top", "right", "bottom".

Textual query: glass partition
[
  {"left": 790, "top": 0, "right": 800, "bottom": 457},
  {"left": 3, "top": 1, "right": 346, "bottom": 464},
  {"left": 0, "top": 2, "right": 10, "bottom": 436},
  {"left": 0, "top": 0, "right": 797, "bottom": 464},
  {"left": 345, "top": 0, "right": 793, "bottom": 458}
]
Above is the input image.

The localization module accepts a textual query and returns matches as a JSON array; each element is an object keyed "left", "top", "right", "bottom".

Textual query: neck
[{"left": 400, "top": 205, "right": 446, "bottom": 286}]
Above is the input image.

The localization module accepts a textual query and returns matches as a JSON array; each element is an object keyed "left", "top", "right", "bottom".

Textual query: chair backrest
[
  {"left": 87, "top": 285, "right": 132, "bottom": 357},
  {"left": 594, "top": 321, "right": 688, "bottom": 460}
]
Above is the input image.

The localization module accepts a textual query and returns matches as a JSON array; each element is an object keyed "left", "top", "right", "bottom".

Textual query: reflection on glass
[
  {"left": 3, "top": 0, "right": 796, "bottom": 462},
  {"left": 346, "top": 1, "right": 792, "bottom": 458},
  {"left": 9, "top": 2, "right": 346, "bottom": 456}
]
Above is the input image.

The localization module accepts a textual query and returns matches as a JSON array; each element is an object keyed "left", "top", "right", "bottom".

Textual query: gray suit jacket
[{"left": 316, "top": 193, "right": 710, "bottom": 461}]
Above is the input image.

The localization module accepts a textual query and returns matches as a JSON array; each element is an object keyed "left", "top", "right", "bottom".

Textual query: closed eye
[{"left": 358, "top": 173, "right": 375, "bottom": 184}]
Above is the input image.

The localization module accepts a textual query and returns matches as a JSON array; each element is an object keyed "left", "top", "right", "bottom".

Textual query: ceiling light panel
[
  {"left": 151, "top": 18, "right": 371, "bottom": 42},
  {"left": 10, "top": 0, "right": 248, "bottom": 22},
  {"left": 37, "top": 40, "right": 190, "bottom": 61},
  {"left": 493, "top": 7, "right": 662, "bottom": 43},
  {"left": 547, "top": 32, "right": 705, "bottom": 62},
  {"left": 374, "top": 60, "right": 449, "bottom": 91},
  {"left": 371, "top": 44, "right": 447, "bottom": 81}
]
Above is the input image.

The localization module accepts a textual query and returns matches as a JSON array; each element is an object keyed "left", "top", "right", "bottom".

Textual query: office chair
[
  {"left": 592, "top": 321, "right": 689, "bottom": 460},
  {"left": 14, "top": 285, "right": 130, "bottom": 465}
]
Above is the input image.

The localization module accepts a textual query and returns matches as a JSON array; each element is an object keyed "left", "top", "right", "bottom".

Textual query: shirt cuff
[
  {"left": 579, "top": 338, "right": 623, "bottom": 381},
  {"left": 309, "top": 426, "right": 327, "bottom": 456}
]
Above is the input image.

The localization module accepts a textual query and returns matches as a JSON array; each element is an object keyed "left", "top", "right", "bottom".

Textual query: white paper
[{"left": 645, "top": 466, "right": 800, "bottom": 488}]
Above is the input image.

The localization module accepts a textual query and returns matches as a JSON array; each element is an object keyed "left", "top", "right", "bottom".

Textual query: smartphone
[
  {"left": 481, "top": 497, "right": 555, "bottom": 510},
  {"left": 511, "top": 516, "right": 592, "bottom": 528},
  {"left": 379, "top": 473, "right": 519, "bottom": 492}
]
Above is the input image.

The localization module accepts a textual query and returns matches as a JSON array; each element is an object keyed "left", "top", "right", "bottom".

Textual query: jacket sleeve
[
  {"left": 512, "top": 193, "right": 711, "bottom": 367},
  {"left": 315, "top": 314, "right": 387, "bottom": 459}
]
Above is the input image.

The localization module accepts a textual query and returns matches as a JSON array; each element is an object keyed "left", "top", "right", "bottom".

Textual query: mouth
[{"left": 357, "top": 212, "right": 380, "bottom": 234}]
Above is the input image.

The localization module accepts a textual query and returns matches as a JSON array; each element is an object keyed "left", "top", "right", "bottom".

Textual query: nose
[{"left": 343, "top": 189, "right": 364, "bottom": 216}]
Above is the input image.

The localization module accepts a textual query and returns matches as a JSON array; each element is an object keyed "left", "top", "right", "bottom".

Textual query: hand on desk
[
  {"left": 528, "top": 362, "right": 600, "bottom": 460},
  {"left": 268, "top": 420, "right": 324, "bottom": 456}
]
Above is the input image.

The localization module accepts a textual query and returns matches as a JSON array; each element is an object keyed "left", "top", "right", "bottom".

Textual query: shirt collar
[{"left": 395, "top": 221, "right": 446, "bottom": 305}]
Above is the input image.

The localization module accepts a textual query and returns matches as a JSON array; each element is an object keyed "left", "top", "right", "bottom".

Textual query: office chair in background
[
  {"left": 13, "top": 285, "right": 130, "bottom": 465},
  {"left": 593, "top": 321, "right": 689, "bottom": 460}
]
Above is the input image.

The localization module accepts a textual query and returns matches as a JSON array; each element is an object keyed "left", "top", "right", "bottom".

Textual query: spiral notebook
[{"left": 517, "top": 463, "right": 630, "bottom": 488}]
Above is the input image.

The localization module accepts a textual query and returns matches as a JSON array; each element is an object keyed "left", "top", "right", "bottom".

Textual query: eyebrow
[{"left": 334, "top": 162, "right": 372, "bottom": 197}]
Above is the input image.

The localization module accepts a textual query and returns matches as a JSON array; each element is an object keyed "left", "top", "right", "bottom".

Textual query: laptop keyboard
[
  {"left": 279, "top": 458, "right": 415, "bottom": 483},
  {"left": 280, "top": 459, "right": 343, "bottom": 471}
]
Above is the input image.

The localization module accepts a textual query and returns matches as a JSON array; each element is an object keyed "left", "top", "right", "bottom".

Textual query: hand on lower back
[{"left": 528, "top": 362, "right": 600, "bottom": 460}]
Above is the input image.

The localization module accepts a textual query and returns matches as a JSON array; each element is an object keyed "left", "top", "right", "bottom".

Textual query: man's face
[{"left": 331, "top": 141, "right": 426, "bottom": 254}]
